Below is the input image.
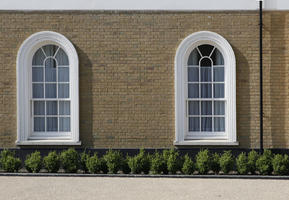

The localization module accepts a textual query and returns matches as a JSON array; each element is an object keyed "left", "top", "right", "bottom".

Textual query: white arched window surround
[
  {"left": 174, "top": 31, "right": 238, "bottom": 146},
  {"left": 16, "top": 31, "right": 80, "bottom": 145}
]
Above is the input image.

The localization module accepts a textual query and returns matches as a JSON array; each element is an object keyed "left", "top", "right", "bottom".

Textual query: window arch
[
  {"left": 16, "top": 31, "right": 80, "bottom": 145},
  {"left": 174, "top": 31, "right": 237, "bottom": 145}
]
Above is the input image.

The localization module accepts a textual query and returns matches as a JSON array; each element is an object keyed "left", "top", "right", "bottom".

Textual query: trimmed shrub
[
  {"left": 182, "top": 154, "right": 194, "bottom": 175},
  {"left": 43, "top": 151, "right": 60, "bottom": 173},
  {"left": 80, "top": 151, "right": 90, "bottom": 173},
  {"left": 196, "top": 149, "right": 211, "bottom": 174},
  {"left": 151, "top": 152, "right": 166, "bottom": 174},
  {"left": 167, "top": 149, "right": 180, "bottom": 174},
  {"left": 256, "top": 149, "right": 273, "bottom": 175},
  {"left": 162, "top": 150, "right": 170, "bottom": 174},
  {"left": 25, "top": 151, "right": 42, "bottom": 173},
  {"left": 0, "top": 150, "right": 21, "bottom": 172},
  {"left": 248, "top": 150, "right": 259, "bottom": 174},
  {"left": 60, "top": 148, "right": 79, "bottom": 173},
  {"left": 128, "top": 149, "right": 150, "bottom": 174},
  {"left": 210, "top": 153, "right": 220, "bottom": 174},
  {"left": 219, "top": 151, "right": 234, "bottom": 174},
  {"left": 236, "top": 152, "right": 249, "bottom": 175},
  {"left": 272, "top": 154, "right": 289, "bottom": 175},
  {"left": 86, "top": 153, "right": 100, "bottom": 174},
  {"left": 103, "top": 150, "right": 123, "bottom": 174}
]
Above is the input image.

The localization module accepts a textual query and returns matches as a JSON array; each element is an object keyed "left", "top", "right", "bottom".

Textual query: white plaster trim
[
  {"left": 0, "top": 0, "right": 284, "bottom": 11},
  {"left": 16, "top": 140, "right": 81, "bottom": 146},
  {"left": 16, "top": 31, "right": 80, "bottom": 145},
  {"left": 174, "top": 31, "right": 237, "bottom": 146},
  {"left": 174, "top": 140, "right": 239, "bottom": 146}
]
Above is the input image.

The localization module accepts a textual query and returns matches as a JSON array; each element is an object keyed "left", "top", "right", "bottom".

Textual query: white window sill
[
  {"left": 16, "top": 140, "right": 81, "bottom": 146},
  {"left": 174, "top": 140, "right": 239, "bottom": 146}
]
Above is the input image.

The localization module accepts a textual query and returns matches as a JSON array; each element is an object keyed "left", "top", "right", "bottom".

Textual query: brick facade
[{"left": 0, "top": 11, "right": 286, "bottom": 149}]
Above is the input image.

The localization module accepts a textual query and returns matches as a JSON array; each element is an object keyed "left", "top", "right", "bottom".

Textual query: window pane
[
  {"left": 187, "top": 49, "right": 200, "bottom": 65},
  {"left": 59, "top": 101, "right": 70, "bottom": 115},
  {"left": 189, "top": 117, "right": 200, "bottom": 131},
  {"left": 201, "top": 84, "right": 212, "bottom": 98},
  {"left": 45, "top": 84, "right": 57, "bottom": 98},
  {"left": 201, "top": 117, "right": 212, "bottom": 131},
  {"left": 201, "top": 101, "right": 212, "bottom": 115},
  {"left": 34, "top": 117, "right": 45, "bottom": 132},
  {"left": 198, "top": 45, "right": 214, "bottom": 57},
  {"left": 32, "top": 48, "right": 45, "bottom": 65},
  {"left": 47, "top": 117, "right": 58, "bottom": 131},
  {"left": 214, "top": 84, "right": 224, "bottom": 98},
  {"left": 188, "top": 84, "right": 199, "bottom": 98},
  {"left": 214, "top": 117, "right": 225, "bottom": 132},
  {"left": 214, "top": 101, "right": 225, "bottom": 115},
  {"left": 45, "top": 58, "right": 57, "bottom": 82},
  {"left": 188, "top": 67, "right": 198, "bottom": 82},
  {"left": 201, "top": 67, "right": 211, "bottom": 82},
  {"left": 59, "top": 117, "right": 70, "bottom": 132},
  {"left": 32, "top": 67, "right": 43, "bottom": 82},
  {"left": 46, "top": 101, "right": 58, "bottom": 115},
  {"left": 58, "top": 84, "right": 69, "bottom": 98},
  {"left": 213, "top": 67, "right": 224, "bottom": 82},
  {"left": 55, "top": 48, "right": 69, "bottom": 65},
  {"left": 33, "top": 84, "right": 44, "bottom": 98},
  {"left": 200, "top": 58, "right": 212, "bottom": 67},
  {"left": 58, "top": 67, "right": 69, "bottom": 82},
  {"left": 42, "top": 45, "right": 58, "bottom": 57},
  {"left": 34, "top": 101, "right": 45, "bottom": 115},
  {"left": 188, "top": 101, "right": 199, "bottom": 115},
  {"left": 211, "top": 48, "right": 224, "bottom": 65}
]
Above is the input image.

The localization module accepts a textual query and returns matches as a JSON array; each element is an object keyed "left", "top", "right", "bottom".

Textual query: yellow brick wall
[{"left": 0, "top": 11, "right": 285, "bottom": 149}]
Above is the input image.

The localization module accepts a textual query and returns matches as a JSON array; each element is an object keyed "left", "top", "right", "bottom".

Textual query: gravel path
[{"left": 1, "top": 177, "right": 289, "bottom": 200}]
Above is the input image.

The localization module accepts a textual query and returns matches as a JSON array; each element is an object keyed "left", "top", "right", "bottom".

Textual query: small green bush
[
  {"left": 60, "top": 148, "right": 79, "bottom": 173},
  {"left": 80, "top": 151, "right": 90, "bottom": 173},
  {"left": 0, "top": 150, "right": 21, "bottom": 172},
  {"left": 236, "top": 152, "right": 249, "bottom": 175},
  {"left": 86, "top": 153, "right": 100, "bottom": 174},
  {"left": 210, "top": 153, "right": 220, "bottom": 174},
  {"left": 103, "top": 150, "right": 123, "bottom": 174},
  {"left": 167, "top": 149, "right": 180, "bottom": 174},
  {"left": 25, "top": 151, "right": 42, "bottom": 173},
  {"left": 151, "top": 152, "right": 166, "bottom": 174},
  {"left": 248, "top": 150, "right": 259, "bottom": 174},
  {"left": 0, "top": 149, "right": 14, "bottom": 166},
  {"left": 256, "top": 149, "right": 273, "bottom": 175},
  {"left": 272, "top": 154, "right": 289, "bottom": 175},
  {"left": 128, "top": 149, "right": 150, "bottom": 174},
  {"left": 182, "top": 154, "right": 194, "bottom": 175},
  {"left": 43, "top": 151, "right": 60, "bottom": 173},
  {"left": 2, "top": 156, "right": 21, "bottom": 172},
  {"left": 162, "top": 150, "right": 170, "bottom": 174},
  {"left": 196, "top": 149, "right": 211, "bottom": 174},
  {"left": 219, "top": 151, "right": 234, "bottom": 174}
]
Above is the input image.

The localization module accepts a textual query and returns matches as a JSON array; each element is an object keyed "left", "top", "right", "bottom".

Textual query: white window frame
[
  {"left": 174, "top": 31, "right": 238, "bottom": 146},
  {"left": 16, "top": 31, "right": 80, "bottom": 145}
]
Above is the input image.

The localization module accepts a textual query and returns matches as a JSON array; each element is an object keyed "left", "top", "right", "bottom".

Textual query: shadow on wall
[
  {"left": 269, "top": 13, "right": 287, "bottom": 148},
  {"left": 233, "top": 46, "right": 251, "bottom": 148},
  {"left": 74, "top": 45, "right": 94, "bottom": 147}
]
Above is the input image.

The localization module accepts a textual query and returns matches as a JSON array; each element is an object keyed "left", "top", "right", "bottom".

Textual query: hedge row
[{"left": 1, "top": 149, "right": 289, "bottom": 175}]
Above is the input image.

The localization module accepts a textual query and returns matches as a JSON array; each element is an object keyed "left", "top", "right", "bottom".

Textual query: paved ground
[{"left": 1, "top": 177, "right": 289, "bottom": 200}]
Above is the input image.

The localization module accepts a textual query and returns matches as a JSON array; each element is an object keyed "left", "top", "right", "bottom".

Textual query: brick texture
[{"left": 0, "top": 11, "right": 284, "bottom": 148}]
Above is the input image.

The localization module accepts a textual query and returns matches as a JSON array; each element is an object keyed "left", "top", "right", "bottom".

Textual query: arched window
[
  {"left": 16, "top": 31, "right": 80, "bottom": 145},
  {"left": 175, "top": 31, "right": 238, "bottom": 145}
]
